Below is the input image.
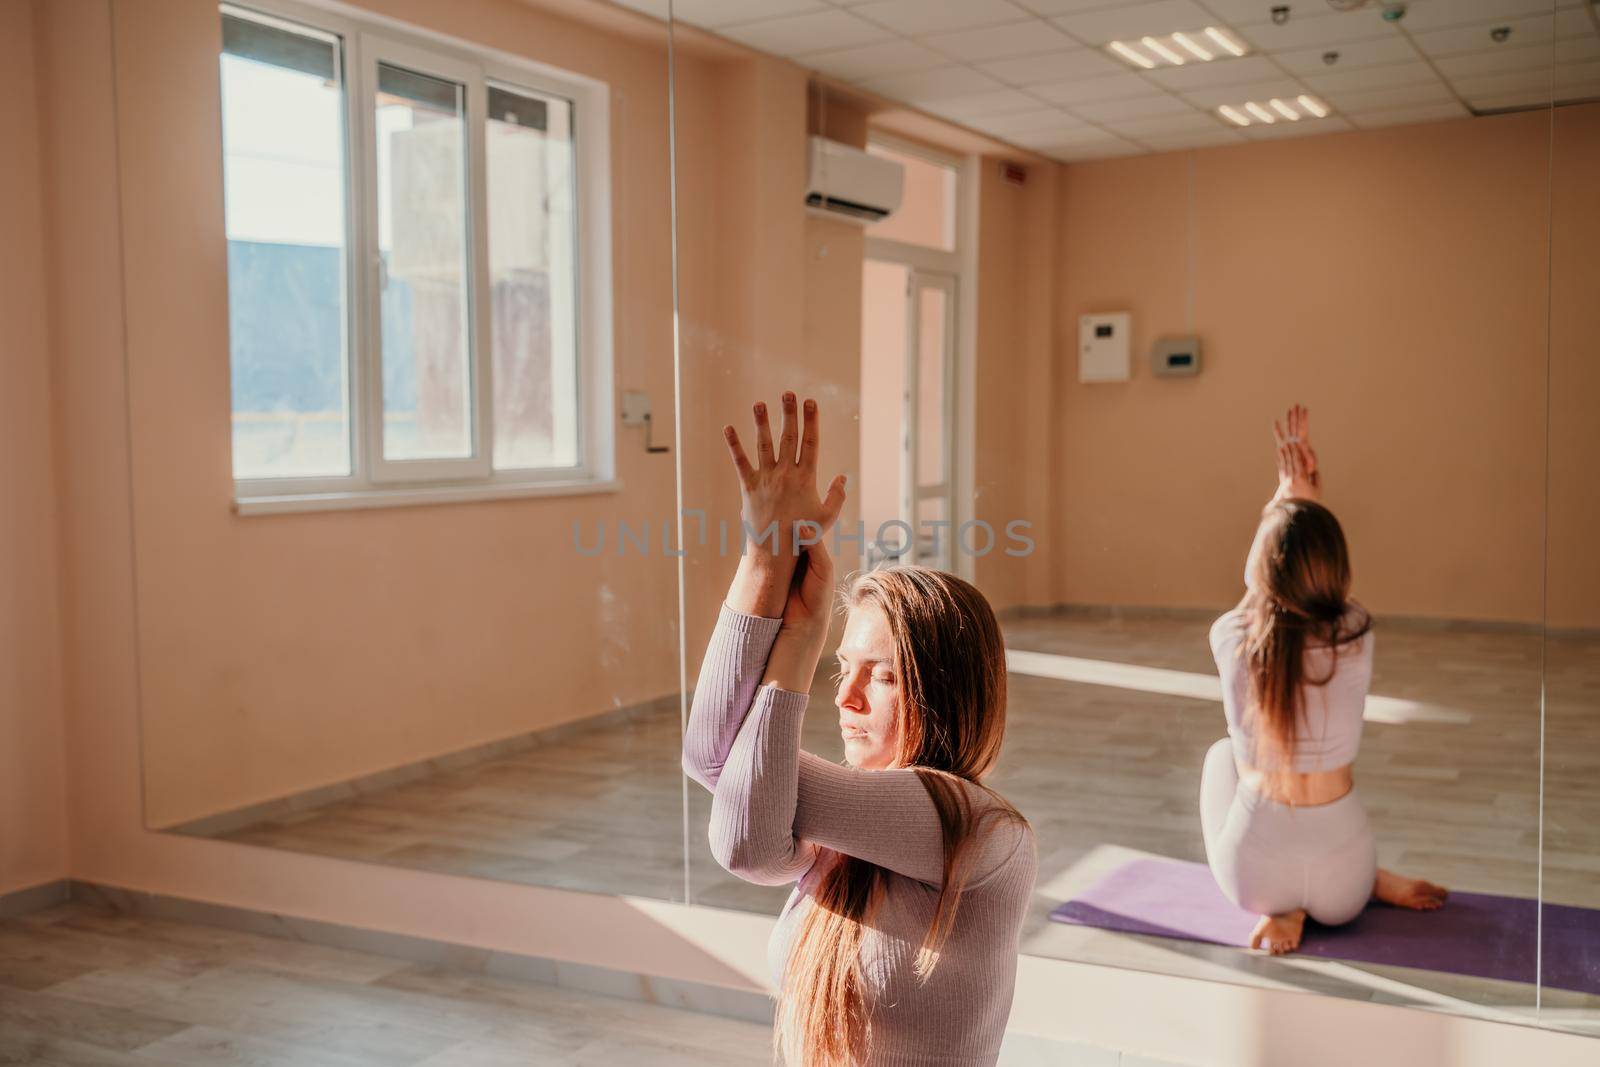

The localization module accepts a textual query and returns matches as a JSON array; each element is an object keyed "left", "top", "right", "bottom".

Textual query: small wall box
[
  {"left": 1079, "top": 312, "right": 1131, "bottom": 383},
  {"left": 1152, "top": 336, "right": 1201, "bottom": 377}
]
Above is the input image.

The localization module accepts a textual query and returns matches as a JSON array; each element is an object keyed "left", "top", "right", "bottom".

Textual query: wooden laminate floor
[
  {"left": 0, "top": 901, "right": 772, "bottom": 1066},
  {"left": 187, "top": 614, "right": 1600, "bottom": 1032}
]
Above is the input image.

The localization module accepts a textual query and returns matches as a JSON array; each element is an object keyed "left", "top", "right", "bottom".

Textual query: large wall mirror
[
  {"left": 658, "top": 0, "right": 1596, "bottom": 1037},
  {"left": 128, "top": 0, "right": 687, "bottom": 900},
  {"left": 125, "top": 0, "right": 1596, "bottom": 1044}
]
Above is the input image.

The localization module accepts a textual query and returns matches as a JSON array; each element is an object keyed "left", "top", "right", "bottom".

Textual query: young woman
[
  {"left": 683, "top": 391, "right": 1036, "bottom": 1067},
  {"left": 1203, "top": 404, "right": 1448, "bottom": 955}
]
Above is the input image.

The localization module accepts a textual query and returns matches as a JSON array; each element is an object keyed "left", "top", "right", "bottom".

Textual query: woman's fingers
[
  {"left": 777, "top": 391, "right": 799, "bottom": 466},
  {"left": 753, "top": 400, "right": 775, "bottom": 469},
  {"left": 820, "top": 473, "right": 847, "bottom": 531},
  {"left": 723, "top": 425, "right": 755, "bottom": 486},
  {"left": 798, "top": 397, "right": 819, "bottom": 472}
]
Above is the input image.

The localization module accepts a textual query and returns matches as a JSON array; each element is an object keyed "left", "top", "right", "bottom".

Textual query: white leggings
[{"left": 1199, "top": 738, "right": 1377, "bottom": 925}]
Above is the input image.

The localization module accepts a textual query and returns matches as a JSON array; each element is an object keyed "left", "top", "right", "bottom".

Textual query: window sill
[{"left": 234, "top": 477, "right": 624, "bottom": 516}]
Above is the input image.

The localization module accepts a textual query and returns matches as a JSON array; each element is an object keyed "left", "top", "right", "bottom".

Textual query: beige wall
[
  {"left": 1547, "top": 104, "right": 1600, "bottom": 632},
  {"left": 974, "top": 157, "right": 1061, "bottom": 611},
  {"left": 1, "top": 0, "right": 69, "bottom": 895},
  {"left": 1053, "top": 112, "right": 1567, "bottom": 624}
]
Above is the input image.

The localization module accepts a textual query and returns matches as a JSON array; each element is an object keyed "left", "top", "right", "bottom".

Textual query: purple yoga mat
[{"left": 1048, "top": 857, "right": 1600, "bottom": 996}]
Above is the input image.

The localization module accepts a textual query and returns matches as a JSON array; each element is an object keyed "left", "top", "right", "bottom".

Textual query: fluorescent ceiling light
[
  {"left": 1141, "top": 36, "right": 1186, "bottom": 65},
  {"left": 1107, "top": 26, "right": 1247, "bottom": 69},
  {"left": 1298, "top": 94, "right": 1329, "bottom": 117},
  {"left": 1220, "top": 98, "right": 1337, "bottom": 126},
  {"left": 1108, "top": 41, "right": 1156, "bottom": 69},
  {"left": 1205, "top": 27, "right": 1247, "bottom": 57},
  {"left": 1171, "top": 32, "right": 1212, "bottom": 61}
]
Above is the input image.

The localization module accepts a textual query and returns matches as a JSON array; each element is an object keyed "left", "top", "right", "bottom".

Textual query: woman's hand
[
  {"left": 1271, "top": 404, "right": 1321, "bottom": 503},
  {"left": 723, "top": 392, "right": 848, "bottom": 558},
  {"left": 781, "top": 538, "right": 835, "bottom": 637},
  {"left": 721, "top": 392, "right": 848, "bottom": 620},
  {"left": 762, "top": 538, "right": 835, "bottom": 692}
]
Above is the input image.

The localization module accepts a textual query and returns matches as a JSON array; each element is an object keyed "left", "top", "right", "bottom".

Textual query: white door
[{"left": 901, "top": 271, "right": 957, "bottom": 572}]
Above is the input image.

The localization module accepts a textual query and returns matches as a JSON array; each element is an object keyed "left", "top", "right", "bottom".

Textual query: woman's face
[{"left": 833, "top": 603, "right": 901, "bottom": 771}]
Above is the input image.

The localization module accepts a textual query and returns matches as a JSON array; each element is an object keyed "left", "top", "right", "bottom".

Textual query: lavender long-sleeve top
[{"left": 683, "top": 603, "right": 1037, "bottom": 1066}]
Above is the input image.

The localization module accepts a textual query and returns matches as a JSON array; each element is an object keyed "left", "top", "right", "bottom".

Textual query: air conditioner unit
[{"left": 805, "top": 136, "right": 904, "bottom": 225}]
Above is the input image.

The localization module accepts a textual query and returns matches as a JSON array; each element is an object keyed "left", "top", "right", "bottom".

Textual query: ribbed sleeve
[{"left": 681, "top": 602, "right": 784, "bottom": 792}]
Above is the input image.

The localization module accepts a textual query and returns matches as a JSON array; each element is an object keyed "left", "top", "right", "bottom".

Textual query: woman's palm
[{"left": 722, "top": 392, "right": 847, "bottom": 554}]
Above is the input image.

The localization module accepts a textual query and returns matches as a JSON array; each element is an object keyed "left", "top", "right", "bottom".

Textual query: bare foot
[
  {"left": 1249, "top": 909, "right": 1306, "bottom": 955},
  {"left": 1374, "top": 868, "right": 1448, "bottom": 910}
]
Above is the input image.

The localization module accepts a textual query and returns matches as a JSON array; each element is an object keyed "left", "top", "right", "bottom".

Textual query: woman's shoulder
[{"left": 1209, "top": 608, "right": 1248, "bottom": 655}]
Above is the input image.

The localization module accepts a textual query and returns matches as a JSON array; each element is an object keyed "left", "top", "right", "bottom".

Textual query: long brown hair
[
  {"left": 776, "top": 565, "right": 1027, "bottom": 1067},
  {"left": 1239, "top": 499, "right": 1372, "bottom": 776}
]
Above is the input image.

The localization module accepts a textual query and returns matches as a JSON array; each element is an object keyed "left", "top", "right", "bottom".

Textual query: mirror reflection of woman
[
  {"left": 1203, "top": 405, "right": 1448, "bottom": 954},
  {"left": 683, "top": 392, "right": 1036, "bottom": 1066}
]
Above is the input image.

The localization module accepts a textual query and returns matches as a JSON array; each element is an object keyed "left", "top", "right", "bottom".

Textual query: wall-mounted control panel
[
  {"left": 1152, "top": 336, "right": 1202, "bottom": 377},
  {"left": 1079, "top": 312, "right": 1131, "bottom": 383}
]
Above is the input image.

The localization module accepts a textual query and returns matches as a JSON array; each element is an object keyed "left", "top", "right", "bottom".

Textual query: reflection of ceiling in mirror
[{"left": 615, "top": 0, "right": 1600, "bottom": 160}]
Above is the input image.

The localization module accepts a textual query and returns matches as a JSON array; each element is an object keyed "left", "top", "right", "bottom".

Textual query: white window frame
[{"left": 222, "top": 0, "right": 616, "bottom": 515}]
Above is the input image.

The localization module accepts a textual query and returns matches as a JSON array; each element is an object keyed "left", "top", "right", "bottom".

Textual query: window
[
  {"left": 864, "top": 142, "right": 957, "bottom": 252},
  {"left": 219, "top": 2, "right": 611, "bottom": 509}
]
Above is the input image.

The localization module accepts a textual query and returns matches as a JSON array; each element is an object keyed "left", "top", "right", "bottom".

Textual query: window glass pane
[
  {"left": 865, "top": 143, "right": 957, "bottom": 252},
  {"left": 376, "top": 62, "right": 472, "bottom": 461},
  {"left": 487, "top": 85, "right": 580, "bottom": 470},
  {"left": 220, "top": 10, "right": 350, "bottom": 479}
]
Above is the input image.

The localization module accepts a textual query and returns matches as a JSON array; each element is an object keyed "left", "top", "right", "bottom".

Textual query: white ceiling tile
[
  {"left": 978, "top": 48, "right": 1127, "bottom": 85},
  {"left": 918, "top": 19, "right": 1079, "bottom": 61},
  {"left": 1274, "top": 36, "right": 1421, "bottom": 75},
  {"left": 1394, "top": 0, "right": 1567, "bottom": 33},
  {"left": 675, "top": 0, "right": 826, "bottom": 28},
  {"left": 1557, "top": 6, "right": 1598, "bottom": 37},
  {"left": 970, "top": 107, "right": 1088, "bottom": 135},
  {"left": 1302, "top": 62, "right": 1446, "bottom": 94},
  {"left": 1452, "top": 67, "right": 1557, "bottom": 97},
  {"left": 1466, "top": 87, "right": 1563, "bottom": 109},
  {"left": 1191, "top": 0, "right": 1284, "bottom": 24},
  {"left": 1049, "top": 140, "right": 1146, "bottom": 161},
  {"left": 1435, "top": 44, "right": 1559, "bottom": 81},
  {"left": 1050, "top": 0, "right": 1217, "bottom": 45},
  {"left": 1139, "top": 128, "right": 1250, "bottom": 150},
  {"left": 1411, "top": 14, "right": 1560, "bottom": 57},
  {"left": 1110, "top": 111, "right": 1231, "bottom": 136},
  {"left": 1318, "top": 80, "right": 1457, "bottom": 111},
  {"left": 1181, "top": 78, "right": 1309, "bottom": 108},
  {"left": 1032, "top": 72, "right": 1161, "bottom": 103},
  {"left": 849, "top": 0, "right": 1033, "bottom": 35},
  {"left": 1142, "top": 54, "right": 1282, "bottom": 91},
  {"left": 720, "top": 9, "right": 892, "bottom": 54},
  {"left": 1070, "top": 93, "right": 1199, "bottom": 121},
  {"left": 1012, "top": 0, "right": 1129, "bottom": 15},
  {"left": 1009, "top": 125, "right": 1128, "bottom": 149},
  {"left": 1452, "top": 58, "right": 1600, "bottom": 98},
  {"left": 1240, "top": 115, "right": 1354, "bottom": 139},
  {"left": 1559, "top": 58, "right": 1600, "bottom": 86},
  {"left": 1236, "top": 12, "right": 1398, "bottom": 51},
  {"left": 921, "top": 88, "right": 1053, "bottom": 118},
  {"left": 803, "top": 39, "right": 949, "bottom": 80},
  {"left": 1344, "top": 101, "right": 1472, "bottom": 127},
  {"left": 860, "top": 65, "right": 1005, "bottom": 102}
]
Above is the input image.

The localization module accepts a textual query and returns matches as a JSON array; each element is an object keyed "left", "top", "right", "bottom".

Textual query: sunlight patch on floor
[{"left": 1004, "top": 649, "right": 1471, "bottom": 726}]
